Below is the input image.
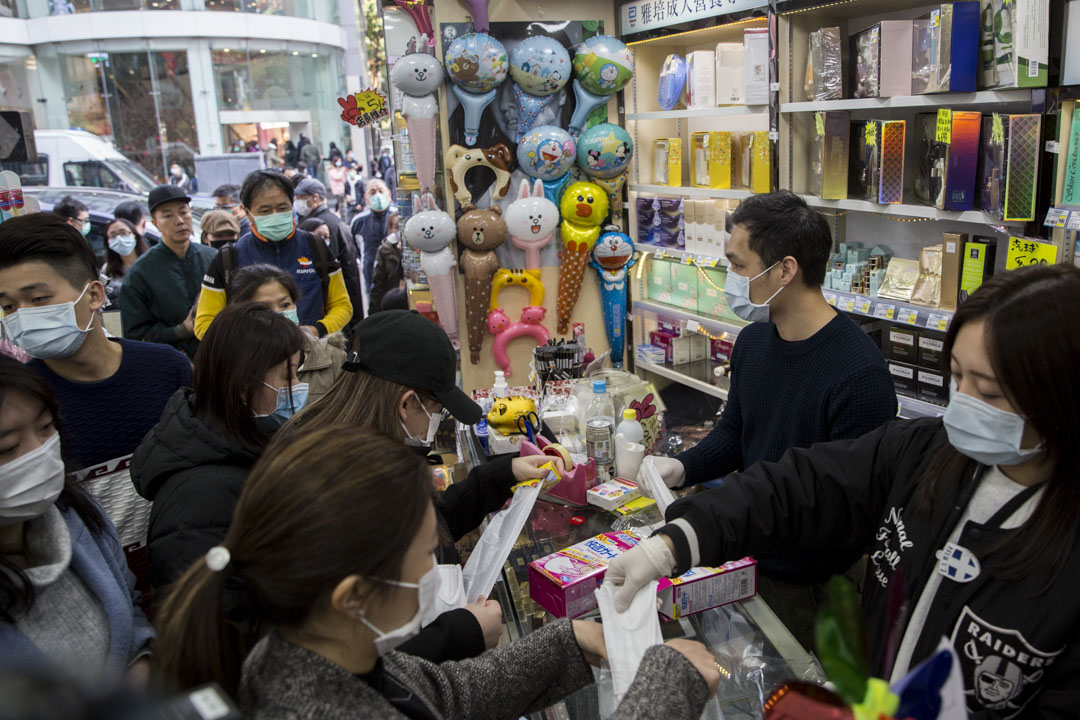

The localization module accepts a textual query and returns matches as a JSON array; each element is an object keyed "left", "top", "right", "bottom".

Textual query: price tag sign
[
  {"left": 926, "top": 313, "right": 950, "bottom": 332},
  {"left": 655, "top": 249, "right": 670, "bottom": 260},
  {"left": 855, "top": 296, "right": 873, "bottom": 314},
  {"left": 865, "top": 122, "right": 877, "bottom": 148},
  {"left": 823, "top": 291, "right": 838, "bottom": 307},
  {"left": 838, "top": 295, "right": 856, "bottom": 312},
  {"left": 686, "top": 320, "right": 701, "bottom": 333},
  {"left": 815, "top": 112, "right": 826, "bottom": 137},
  {"left": 874, "top": 303, "right": 896, "bottom": 320},
  {"left": 936, "top": 109, "right": 952, "bottom": 144},
  {"left": 681, "top": 254, "right": 694, "bottom": 265},
  {"left": 1005, "top": 236, "right": 1058, "bottom": 270},
  {"left": 898, "top": 307, "right": 919, "bottom": 325},
  {"left": 1044, "top": 208, "right": 1069, "bottom": 228},
  {"left": 1068, "top": 212, "right": 1080, "bottom": 232},
  {"left": 701, "top": 257, "right": 719, "bottom": 268}
]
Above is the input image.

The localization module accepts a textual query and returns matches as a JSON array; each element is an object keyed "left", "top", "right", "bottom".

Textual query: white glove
[
  {"left": 635, "top": 456, "right": 685, "bottom": 499},
  {"left": 606, "top": 535, "right": 676, "bottom": 613}
]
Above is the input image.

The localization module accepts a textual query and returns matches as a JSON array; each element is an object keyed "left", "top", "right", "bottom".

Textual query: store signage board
[
  {"left": 620, "top": 0, "right": 766, "bottom": 35},
  {"left": 1005, "top": 236, "right": 1059, "bottom": 270}
]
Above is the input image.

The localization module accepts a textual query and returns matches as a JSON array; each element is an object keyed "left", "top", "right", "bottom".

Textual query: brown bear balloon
[{"left": 457, "top": 204, "right": 507, "bottom": 364}]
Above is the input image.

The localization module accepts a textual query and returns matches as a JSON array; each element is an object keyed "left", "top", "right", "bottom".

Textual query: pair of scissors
[{"left": 516, "top": 411, "right": 539, "bottom": 444}]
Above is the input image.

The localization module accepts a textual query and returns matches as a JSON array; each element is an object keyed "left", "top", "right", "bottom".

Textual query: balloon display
[
  {"left": 575, "top": 122, "right": 633, "bottom": 179},
  {"left": 510, "top": 36, "right": 572, "bottom": 96},
  {"left": 516, "top": 126, "right": 575, "bottom": 181}
]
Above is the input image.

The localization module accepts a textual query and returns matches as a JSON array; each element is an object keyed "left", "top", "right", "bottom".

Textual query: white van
[{"left": 0, "top": 130, "right": 159, "bottom": 195}]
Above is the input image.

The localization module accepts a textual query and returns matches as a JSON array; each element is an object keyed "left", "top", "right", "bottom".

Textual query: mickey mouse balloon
[
  {"left": 568, "top": 35, "right": 634, "bottom": 136},
  {"left": 576, "top": 123, "right": 633, "bottom": 179},
  {"left": 445, "top": 32, "right": 508, "bottom": 146}
]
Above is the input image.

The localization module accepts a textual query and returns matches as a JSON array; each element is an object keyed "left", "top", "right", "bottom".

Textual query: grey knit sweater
[{"left": 238, "top": 619, "right": 710, "bottom": 720}]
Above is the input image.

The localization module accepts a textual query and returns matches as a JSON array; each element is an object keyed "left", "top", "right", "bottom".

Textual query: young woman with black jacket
[
  {"left": 131, "top": 303, "right": 306, "bottom": 597},
  {"left": 278, "top": 310, "right": 563, "bottom": 664},
  {"left": 608, "top": 264, "right": 1080, "bottom": 718}
]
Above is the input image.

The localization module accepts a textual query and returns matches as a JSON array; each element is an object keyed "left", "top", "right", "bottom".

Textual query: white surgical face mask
[
  {"left": 0, "top": 434, "right": 65, "bottom": 527},
  {"left": 943, "top": 380, "right": 1044, "bottom": 466},
  {"left": 359, "top": 554, "right": 441, "bottom": 655},
  {"left": 400, "top": 397, "right": 445, "bottom": 448},
  {"left": 370, "top": 193, "right": 390, "bottom": 212},
  {"left": 293, "top": 199, "right": 312, "bottom": 217},
  {"left": 108, "top": 233, "right": 137, "bottom": 256},
  {"left": 1, "top": 284, "right": 95, "bottom": 360},
  {"left": 723, "top": 262, "right": 783, "bottom": 323}
]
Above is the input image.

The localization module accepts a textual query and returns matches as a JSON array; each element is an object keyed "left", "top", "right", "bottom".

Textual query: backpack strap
[
  {"left": 305, "top": 230, "right": 334, "bottom": 309},
  {"left": 221, "top": 245, "right": 238, "bottom": 303}
]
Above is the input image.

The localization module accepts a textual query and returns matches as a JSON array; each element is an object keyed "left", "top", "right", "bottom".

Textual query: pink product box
[
  {"left": 657, "top": 320, "right": 681, "bottom": 337},
  {"left": 710, "top": 337, "right": 734, "bottom": 362},
  {"left": 529, "top": 530, "right": 759, "bottom": 619},
  {"left": 649, "top": 330, "right": 678, "bottom": 363}
]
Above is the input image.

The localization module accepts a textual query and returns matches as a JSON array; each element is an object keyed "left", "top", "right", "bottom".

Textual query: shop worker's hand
[
  {"left": 664, "top": 639, "right": 721, "bottom": 698},
  {"left": 465, "top": 595, "right": 503, "bottom": 650},
  {"left": 635, "top": 457, "right": 685, "bottom": 499},
  {"left": 606, "top": 535, "right": 676, "bottom": 613},
  {"left": 511, "top": 455, "right": 565, "bottom": 486},
  {"left": 571, "top": 619, "right": 607, "bottom": 667}
]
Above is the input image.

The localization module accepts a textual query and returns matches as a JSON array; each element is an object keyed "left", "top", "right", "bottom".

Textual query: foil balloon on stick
[
  {"left": 393, "top": 0, "right": 434, "bottom": 46},
  {"left": 568, "top": 35, "right": 634, "bottom": 137},
  {"left": 509, "top": 36, "right": 571, "bottom": 141},
  {"left": 590, "top": 231, "right": 637, "bottom": 368},
  {"left": 517, "top": 125, "right": 576, "bottom": 207},
  {"left": 458, "top": 0, "right": 491, "bottom": 32},
  {"left": 505, "top": 178, "right": 558, "bottom": 271},
  {"left": 404, "top": 193, "right": 460, "bottom": 348},
  {"left": 445, "top": 32, "right": 508, "bottom": 146},
  {"left": 457, "top": 204, "right": 506, "bottom": 365},
  {"left": 576, "top": 122, "right": 633, "bottom": 213},
  {"left": 389, "top": 36, "right": 442, "bottom": 195},
  {"left": 557, "top": 181, "right": 609, "bottom": 334}
]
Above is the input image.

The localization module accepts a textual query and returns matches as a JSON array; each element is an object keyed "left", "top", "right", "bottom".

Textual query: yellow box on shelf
[
  {"left": 750, "top": 131, "right": 771, "bottom": 194},
  {"left": 690, "top": 132, "right": 733, "bottom": 189},
  {"left": 653, "top": 138, "right": 683, "bottom": 187}
]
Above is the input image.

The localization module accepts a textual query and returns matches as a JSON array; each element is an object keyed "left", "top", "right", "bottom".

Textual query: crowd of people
[{"left": 0, "top": 180, "right": 1076, "bottom": 718}]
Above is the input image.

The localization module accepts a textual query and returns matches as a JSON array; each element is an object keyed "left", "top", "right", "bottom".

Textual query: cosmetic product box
[
  {"left": 811, "top": 111, "right": 850, "bottom": 200},
  {"left": 851, "top": 21, "right": 914, "bottom": 98},
  {"left": 889, "top": 360, "right": 920, "bottom": 398}
]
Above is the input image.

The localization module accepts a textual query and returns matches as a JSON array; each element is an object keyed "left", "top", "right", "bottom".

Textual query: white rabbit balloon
[
  {"left": 404, "top": 192, "right": 460, "bottom": 348},
  {"left": 504, "top": 178, "right": 559, "bottom": 271},
  {"left": 390, "top": 35, "right": 443, "bottom": 195}
]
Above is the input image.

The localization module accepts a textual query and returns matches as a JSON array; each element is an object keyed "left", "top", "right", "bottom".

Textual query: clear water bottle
[{"left": 585, "top": 380, "right": 616, "bottom": 482}]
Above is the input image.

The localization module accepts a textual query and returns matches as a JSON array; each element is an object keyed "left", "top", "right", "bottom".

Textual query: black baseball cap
[
  {"left": 344, "top": 310, "right": 481, "bottom": 424},
  {"left": 148, "top": 184, "right": 191, "bottom": 214}
]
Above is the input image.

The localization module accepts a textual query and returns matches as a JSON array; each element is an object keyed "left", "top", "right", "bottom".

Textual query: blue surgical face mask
[
  {"left": 257, "top": 381, "right": 309, "bottom": 422},
  {"left": 723, "top": 262, "right": 783, "bottom": 323},
  {"left": 279, "top": 308, "right": 299, "bottom": 325},
  {"left": 80, "top": 220, "right": 91, "bottom": 237},
  {"left": 253, "top": 210, "right": 295, "bottom": 242},
  {"left": 1, "top": 284, "right": 95, "bottom": 359},
  {"left": 943, "top": 379, "right": 1045, "bottom": 466},
  {"left": 370, "top": 193, "right": 390, "bottom": 212}
]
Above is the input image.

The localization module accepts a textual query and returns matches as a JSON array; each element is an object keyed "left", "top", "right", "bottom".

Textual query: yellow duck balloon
[{"left": 557, "top": 181, "right": 609, "bottom": 334}]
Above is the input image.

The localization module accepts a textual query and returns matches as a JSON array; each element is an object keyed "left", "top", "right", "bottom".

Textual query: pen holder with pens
[{"left": 520, "top": 437, "right": 596, "bottom": 506}]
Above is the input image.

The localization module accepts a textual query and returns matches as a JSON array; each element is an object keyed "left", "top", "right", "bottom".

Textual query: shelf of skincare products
[
  {"left": 635, "top": 359, "right": 731, "bottom": 401},
  {"left": 629, "top": 184, "right": 755, "bottom": 200},
  {"left": 823, "top": 289, "right": 954, "bottom": 332},
  {"left": 637, "top": 245, "right": 727, "bottom": 266},
  {"left": 632, "top": 299, "right": 746, "bottom": 337},
  {"left": 627, "top": 105, "right": 769, "bottom": 121},
  {"left": 897, "top": 394, "right": 946, "bottom": 420},
  {"left": 799, "top": 196, "right": 1028, "bottom": 227},
  {"left": 779, "top": 89, "right": 1034, "bottom": 114}
]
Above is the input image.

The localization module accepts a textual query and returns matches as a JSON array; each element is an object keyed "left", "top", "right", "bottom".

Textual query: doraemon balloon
[
  {"left": 590, "top": 231, "right": 637, "bottom": 368},
  {"left": 576, "top": 123, "right": 633, "bottom": 179},
  {"left": 389, "top": 37, "right": 442, "bottom": 195},
  {"left": 516, "top": 125, "right": 576, "bottom": 206},
  {"left": 511, "top": 36, "right": 571, "bottom": 96},
  {"left": 568, "top": 35, "right": 634, "bottom": 136},
  {"left": 445, "top": 32, "right": 508, "bottom": 146}
]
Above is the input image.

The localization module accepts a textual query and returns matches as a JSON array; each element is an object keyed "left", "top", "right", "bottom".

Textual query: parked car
[{"left": 0, "top": 130, "right": 159, "bottom": 194}]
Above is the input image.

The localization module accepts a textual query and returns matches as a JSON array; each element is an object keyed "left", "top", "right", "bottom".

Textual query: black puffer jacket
[{"left": 131, "top": 388, "right": 259, "bottom": 596}]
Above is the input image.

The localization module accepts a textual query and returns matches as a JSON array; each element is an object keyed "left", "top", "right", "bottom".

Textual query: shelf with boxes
[
  {"left": 635, "top": 360, "right": 731, "bottom": 401},
  {"left": 628, "top": 184, "right": 754, "bottom": 200},
  {"left": 779, "top": 89, "right": 1034, "bottom": 114},
  {"left": 626, "top": 106, "right": 767, "bottom": 120},
  {"left": 632, "top": 299, "right": 745, "bottom": 338},
  {"left": 799, "top": 195, "right": 1028, "bottom": 226}
]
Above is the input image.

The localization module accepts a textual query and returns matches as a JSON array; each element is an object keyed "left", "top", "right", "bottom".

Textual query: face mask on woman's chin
[{"left": 357, "top": 555, "right": 440, "bottom": 656}]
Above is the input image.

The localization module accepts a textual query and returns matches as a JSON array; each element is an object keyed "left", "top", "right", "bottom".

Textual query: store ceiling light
[
  {"left": 259, "top": 49, "right": 266, "bottom": 53},
  {"left": 292, "top": 51, "right": 299, "bottom": 55},
  {"left": 312, "top": 53, "right": 318, "bottom": 57},
  {"left": 223, "top": 48, "right": 230, "bottom": 53}
]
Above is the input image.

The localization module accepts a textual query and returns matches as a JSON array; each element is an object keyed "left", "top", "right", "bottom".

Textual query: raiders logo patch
[{"left": 951, "top": 606, "right": 1065, "bottom": 718}]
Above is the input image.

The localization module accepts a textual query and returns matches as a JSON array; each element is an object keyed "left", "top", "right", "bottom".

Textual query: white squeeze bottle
[
  {"left": 493, "top": 371, "right": 509, "bottom": 398},
  {"left": 615, "top": 409, "right": 644, "bottom": 444}
]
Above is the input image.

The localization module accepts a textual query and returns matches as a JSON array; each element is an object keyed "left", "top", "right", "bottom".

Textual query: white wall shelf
[
  {"left": 638, "top": 245, "right": 727, "bottom": 267},
  {"left": 780, "top": 89, "right": 1033, "bottom": 114},
  {"left": 630, "top": 184, "right": 754, "bottom": 200},
  {"left": 626, "top": 105, "right": 768, "bottom": 121},
  {"left": 799, "top": 195, "right": 1026, "bottom": 226},
  {"left": 636, "top": 361, "right": 730, "bottom": 401},
  {"left": 632, "top": 299, "right": 745, "bottom": 336},
  {"left": 823, "top": 289, "right": 953, "bottom": 332}
]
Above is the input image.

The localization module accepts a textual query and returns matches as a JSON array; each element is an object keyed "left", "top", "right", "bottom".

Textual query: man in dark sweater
[
  {"left": 643, "top": 190, "right": 897, "bottom": 647},
  {"left": 0, "top": 213, "right": 192, "bottom": 605}
]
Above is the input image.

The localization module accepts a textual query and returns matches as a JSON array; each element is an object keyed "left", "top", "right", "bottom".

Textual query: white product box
[
  {"left": 686, "top": 50, "right": 716, "bottom": 108},
  {"left": 715, "top": 42, "right": 745, "bottom": 104},
  {"left": 586, "top": 477, "right": 642, "bottom": 511},
  {"left": 743, "top": 28, "right": 770, "bottom": 105}
]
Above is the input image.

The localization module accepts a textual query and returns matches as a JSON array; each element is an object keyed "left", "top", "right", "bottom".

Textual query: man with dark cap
[
  {"left": 199, "top": 209, "right": 241, "bottom": 250},
  {"left": 120, "top": 185, "right": 218, "bottom": 358},
  {"left": 295, "top": 177, "right": 364, "bottom": 325}
]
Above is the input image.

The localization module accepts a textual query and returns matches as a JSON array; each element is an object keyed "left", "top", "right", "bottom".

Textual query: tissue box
[
  {"left": 649, "top": 331, "right": 678, "bottom": 363},
  {"left": 657, "top": 558, "right": 758, "bottom": 621},
  {"left": 743, "top": 28, "right": 769, "bottom": 104},
  {"left": 714, "top": 42, "right": 744, "bottom": 104},
  {"left": 488, "top": 428, "right": 525, "bottom": 455},
  {"left": 671, "top": 263, "right": 700, "bottom": 311},
  {"left": 647, "top": 259, "right": 674, "bottom": 303},
  {"left": 586, "top": 477, "right": 641, "bottom": 512},
  {"left": 653, "top": 139, "right": 682, "bottom": 186},
  {"left": 686, "top": 51, "right": 716, "bottom": 108}
]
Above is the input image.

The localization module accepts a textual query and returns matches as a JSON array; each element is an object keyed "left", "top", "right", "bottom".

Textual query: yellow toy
[
  {"left": 557, "top": 181, "right": 608, "bottom": 333},
  {"left": 486, "top": 395, "right": 538, "bottom": 435},
  {"left": 489, "top": 268, "right": 544, "bottom": 311}
]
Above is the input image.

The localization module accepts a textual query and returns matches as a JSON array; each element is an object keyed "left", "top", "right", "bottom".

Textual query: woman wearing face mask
[
  {"left": 168, "top": 163, "right": 194, "bottom": 195},
  {"left": 609, "top": 264, "right": 1080, "bottom": 717},
  {"left": 229, "top": 264, "right": 345, "bottom": 405},
  {"left": 153, "top": 426, "right": 720, "bottom": 717},
  {"left": 369, "top": 213, "right": 402, "bottom": 314},
  {"left": 327, "top": 158, "right": 348, "bottom": 214},
  {"left": 298, "top": 217, "right": 331, "bottom": 245},
  {"left": 279, "top": 310, "right": 562, "bottom": 664},
  {"left": 130, "top": 303, "right": 305, "bottom": 596},
  {"left": 350, "top": 179, "right": 397, "bottom": 299},
  {"left": 101, "top": 218, "right": 149, "bottom": 309},
  {"left": 0, "top": 356, "right": 154, "bottom": 682}
]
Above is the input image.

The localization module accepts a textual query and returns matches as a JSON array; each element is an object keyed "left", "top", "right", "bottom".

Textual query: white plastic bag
[
  {"left": 421, "top": 564, "right": 467, "bottom": 627},
  {"left": 461, "top": 482, "right": 542, "bottom": 602},
  {"left": 596, "top": 579, "right": 664, "bottom": 708},
  {"left": 638, "top": 456, "right": 677, "bottom": 514}
]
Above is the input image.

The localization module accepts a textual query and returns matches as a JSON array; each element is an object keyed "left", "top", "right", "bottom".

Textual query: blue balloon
[
  {"left": 512, "top": 84, "right": 559, "bottom": 143},
  {"left": 576, "top": 123, "right": 633, "bottom": 179},
  {"left": 516, "top": 125, "right": 576, "bottom": 181},
  {"left": 510, "top": 36, "right": 571, "bottom": 96}
]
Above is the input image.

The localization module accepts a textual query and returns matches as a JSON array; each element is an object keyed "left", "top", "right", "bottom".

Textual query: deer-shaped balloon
[
  {"left": 404, "top": 192, "right": 459, "bottom": 348},
  {"left": 505, "top": 178, "right": 558, "bottom": 271},
  {"left": 390, "top": 35, "right": 442, "bottom": 196}
]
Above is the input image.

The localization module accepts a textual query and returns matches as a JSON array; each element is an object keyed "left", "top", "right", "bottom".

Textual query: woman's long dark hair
[
  {"left": 229, "top": 264, "right": 300, "bottom": 305},
  {"left": 192, "top": 303, "right": 305, "bottom": 454},
  {"left": 102, "top": 218, "right": 149, "bottom": 279},
  {"left": 0, "top": 357, "right": 109, "bottom": 621},
  {"left": 914, "top": 264, "right": 1080, "bottom": 587}
]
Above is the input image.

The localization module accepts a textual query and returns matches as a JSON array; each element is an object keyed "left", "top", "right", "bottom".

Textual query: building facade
[{"left": 0, "top": 0, "right": 368, "bottom": 183}]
